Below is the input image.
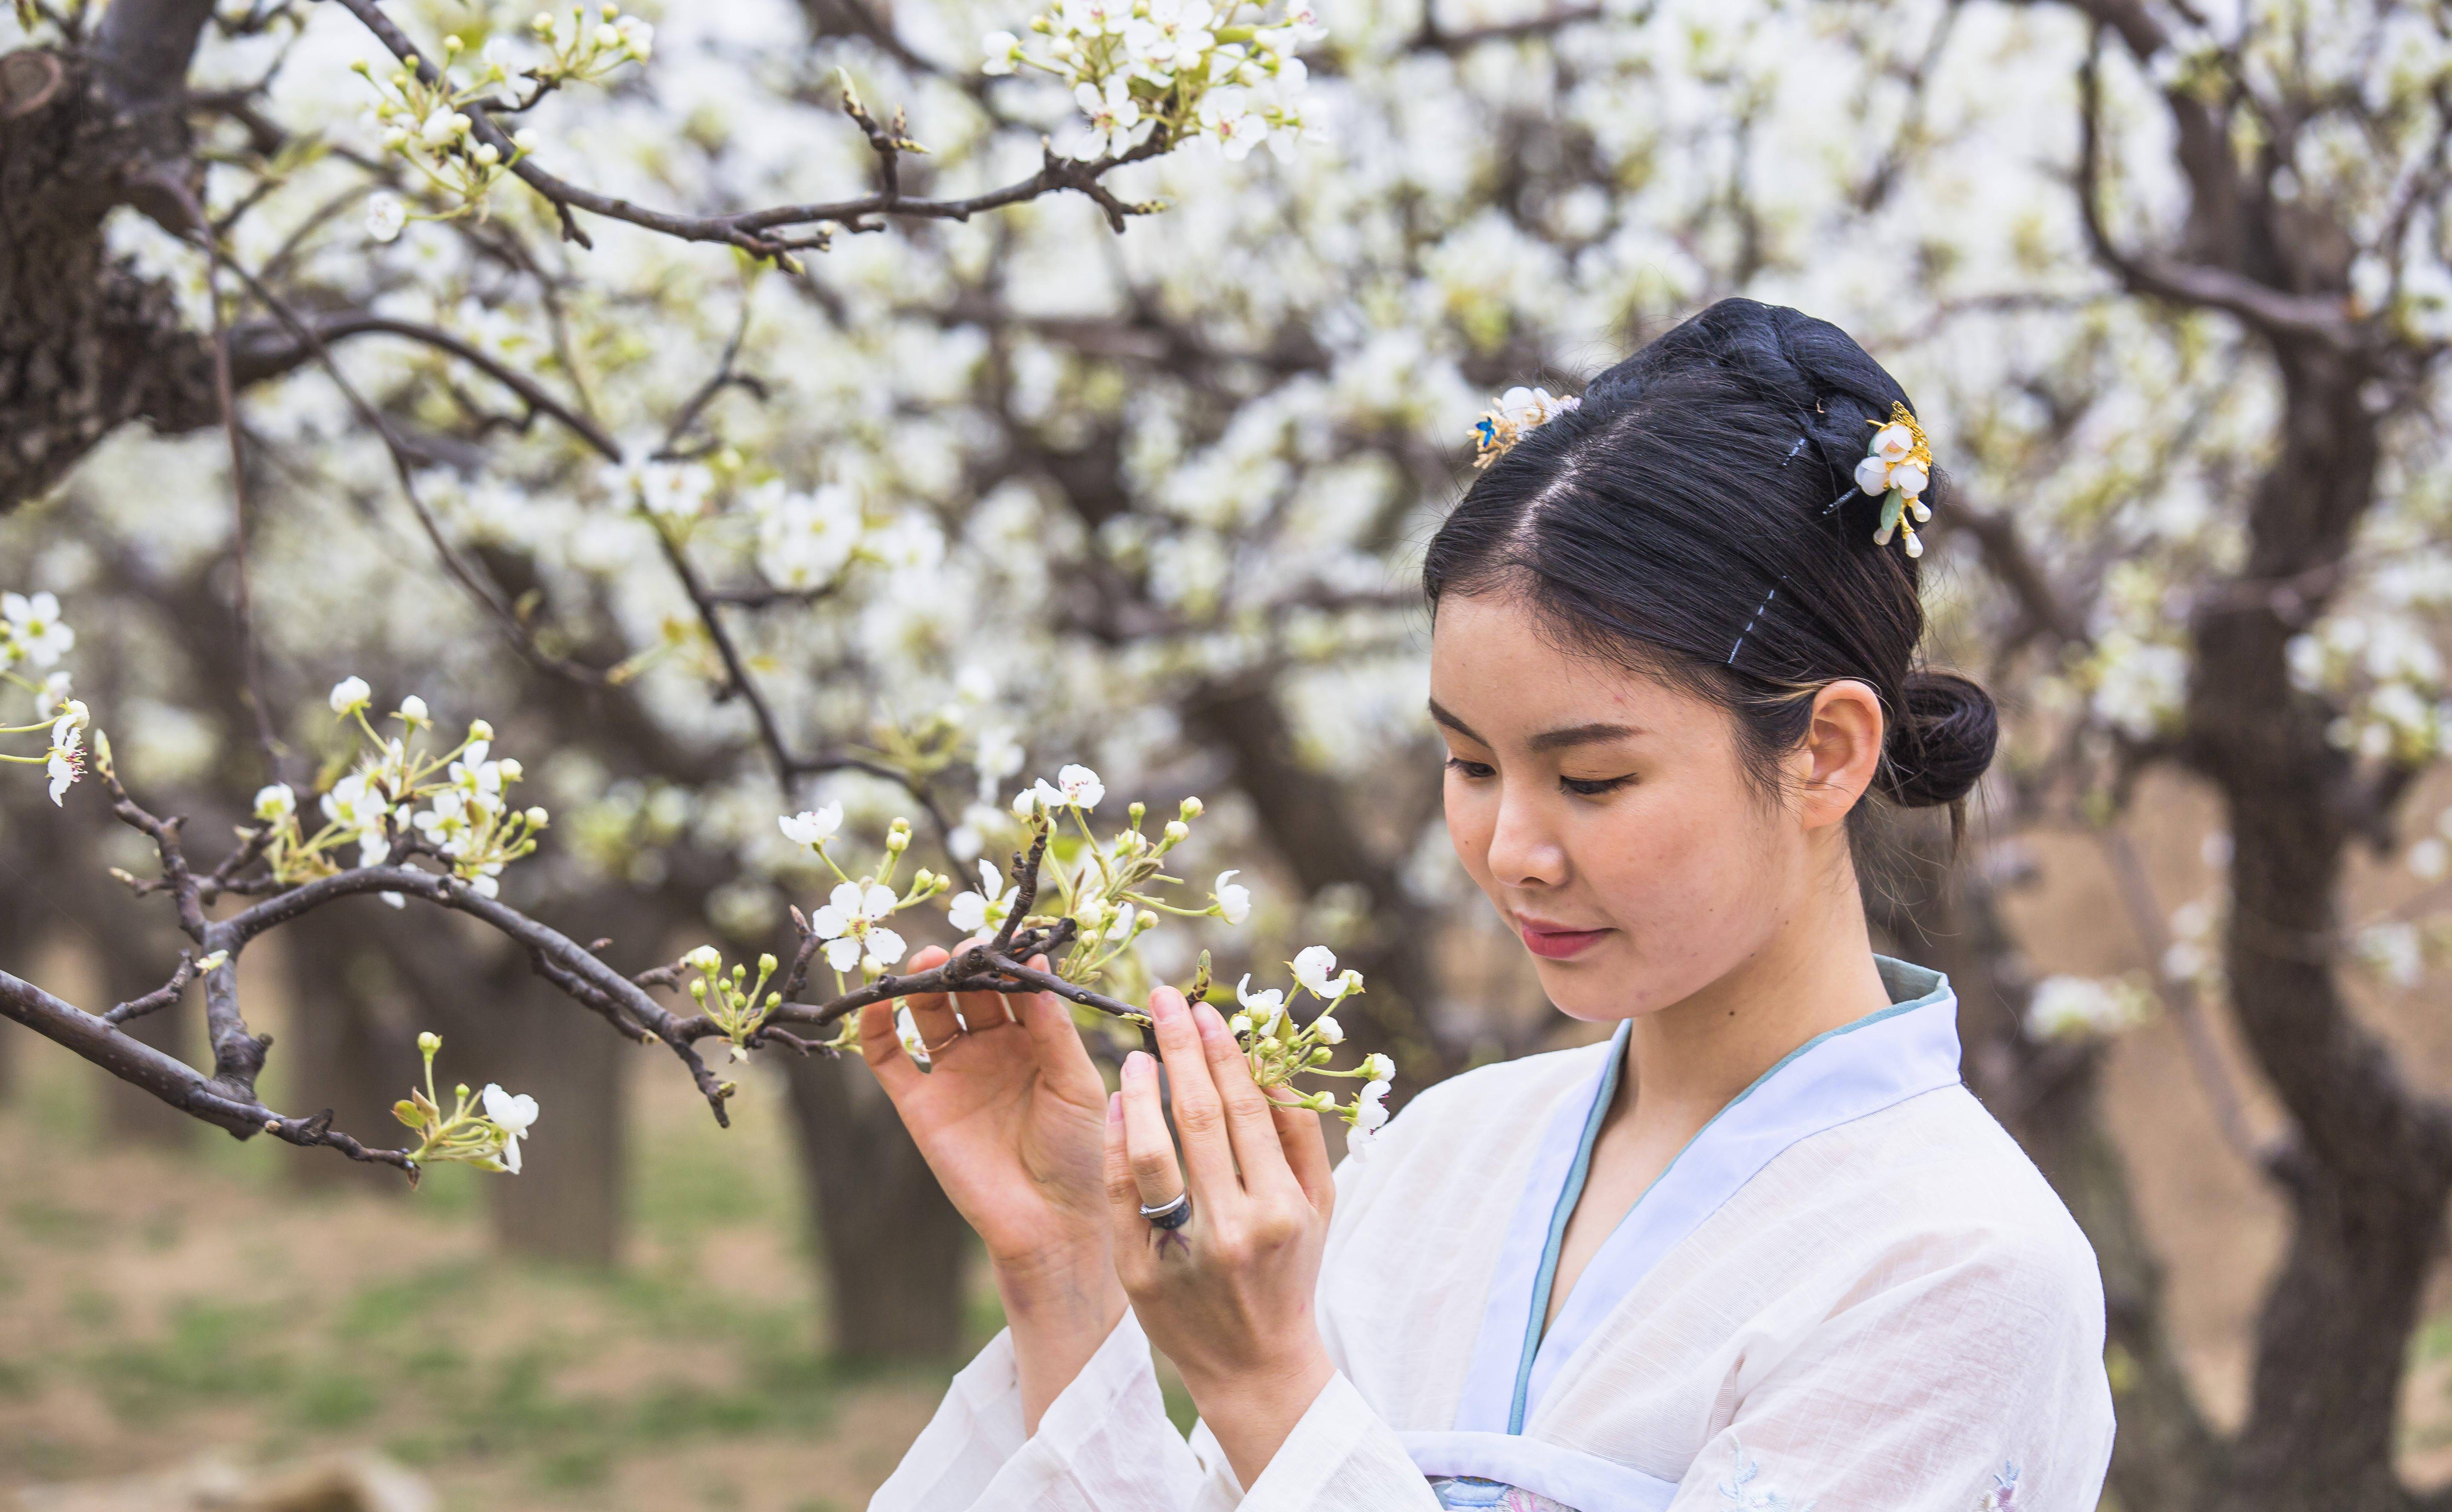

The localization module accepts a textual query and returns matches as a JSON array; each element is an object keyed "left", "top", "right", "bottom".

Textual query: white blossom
[
  {"left": 329, "top": 676, "right": 373, "bottom": 716},
  {"left": 365, "top": 193, "right": 407, "bottom": 242},
  {"left": 254, "top": 783, "right": 296, "bottom": 822},
  {"left": 812, "top": 880, "right": 901, "bottom": 972},
  {"left": 1214, "top": 869, "right": 1251, "bottom": 925},
  {"left": 2025, "top": 976, "right": 2149, "bottom": 1041},
  {"left": 779, "top": 802, "right": 844, "bottom": 848},
  {"left": 480, "top": 1083, "right": 541, "bottom": 1174},
  {"left": 2, "top": 592, "right": 73, "bottom": 667}
]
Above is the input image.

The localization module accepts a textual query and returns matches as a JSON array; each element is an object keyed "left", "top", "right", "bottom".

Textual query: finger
[
  {"left": 954, "top": 987, "right": 1016, "bottom": 1031},
  {"left": 1013, "top": 956, "right": 1103, "bottom": 1102},
  {"left": 899, "top": 944, "right": 962, "bottom": 1051},
  {"left": 1103, "top": 1091, "right": 1154, "bottom": 1268},
  {"left": 1266, "top": 1085, "right": 1336, "bottom": 1217},
  {"left": 1194, "top": 1000, "right": 1301, "bottom": 1202},
  {"left": 856, "top": 999, "right": 923, "bottom": 1100},
  {"left": 1147, "top": 986, "right": 1239, "bottom": 1202},
  {"left": 1120, "top": 1049, "right": 1189, "bottom": 1211}
]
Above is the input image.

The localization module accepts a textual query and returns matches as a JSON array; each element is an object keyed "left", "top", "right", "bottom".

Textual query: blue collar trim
[{"left": 1448, "top": 956, "right": 1961, "bottom": 1440}]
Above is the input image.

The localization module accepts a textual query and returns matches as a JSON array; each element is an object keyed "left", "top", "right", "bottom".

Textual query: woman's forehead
[{"left": 1429, "top": 596, "right": 1696, "bottom": 740}]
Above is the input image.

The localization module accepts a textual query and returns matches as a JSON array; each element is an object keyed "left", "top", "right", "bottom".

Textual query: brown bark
[
  {"left": 783, "top": 1048, "right": 972, "bottom": 1360},
  {"left": 0, "top": 29, "right": 223, "bottom": 511},
  {"left": 2180, "top": 342, "right": 2452, "bottom": 1512}
]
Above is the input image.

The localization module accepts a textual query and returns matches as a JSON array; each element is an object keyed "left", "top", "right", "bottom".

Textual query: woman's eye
[
  {"left": 1561, "top": 773, "right": 1636, "bottom": 797},
  {"left": 1444, "top": 755, "right": 1496, "bottom": 780}
]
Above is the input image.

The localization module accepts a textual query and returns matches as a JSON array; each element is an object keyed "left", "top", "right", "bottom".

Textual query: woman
[{"left": 864, "top": 300, "right": 2114, "bottom": 1511}]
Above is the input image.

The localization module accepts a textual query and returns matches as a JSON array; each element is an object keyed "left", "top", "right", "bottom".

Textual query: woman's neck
[{"left": 1614, "top": 860, "right": 1893, "bottom": 1138}]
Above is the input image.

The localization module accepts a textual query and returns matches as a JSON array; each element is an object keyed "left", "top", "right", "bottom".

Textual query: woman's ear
[{"left": 1796, "top": 680, "right": 1885, "bottom": 829}]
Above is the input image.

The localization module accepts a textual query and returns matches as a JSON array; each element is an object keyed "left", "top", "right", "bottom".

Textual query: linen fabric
[{"left": 870, "top": 959, "right": 2115, "bottom": 1512}]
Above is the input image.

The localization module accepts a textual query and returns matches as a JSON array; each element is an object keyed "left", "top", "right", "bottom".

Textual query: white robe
[{"left": 871, "top": 958, "right": 2115, "bottom": 1512}]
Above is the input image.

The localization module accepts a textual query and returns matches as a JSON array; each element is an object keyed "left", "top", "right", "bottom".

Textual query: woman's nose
[{"left": 1484, "top": 782, "right": 1568, "bottom": 889}]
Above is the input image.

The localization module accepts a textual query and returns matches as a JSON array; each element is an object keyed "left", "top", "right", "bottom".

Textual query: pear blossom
[
  {"left": 1213, "top": 869, "right": 1251, "bottom": 925},
  {"left": 948, "top": 859, "right": 1019, "bottom": 934},
  {"left": 254, "top": 783, "right": 296, "bottom": 822},
  {"left": 811, "top": 880, "right": 902, "bottom": 972},
  {"left": 779, "top": 802, "right": 844, "bottom": 849},
  {"left": 329, "top": 676, "right": 372, "bottom": 716},
  {"left": 1055, "top": 764, "right": 1105, "bottom": 810},
  {"left": 685, "top": 945, "right": 724, "bottom": 973},
  {"left": 2, "top": 592, "right": 73, "bottom": 667},
  {"left": 365, "top": 193, "right": 407, "bottom": 242},
  {"left": 1348, "top": 1077, "right": 1390, "bottom": 1149},
  {"left": 45, "top": 724, "right": 81, "bottom": 805},
  {"left": 480, "top": 1082, "right": 541, "bottom": 1173},
  {"left": 638, "top": 460, "right": 715, "bottom": 520},
  {"left": 32, "top": 671, "right": 72, "bottom": 721},
  {"left": 981, "top": 28, "right": 1021, "bottom": 72},
  {"left": 1312, "top": 1013, "right": 1343, "bottom": 1045},
  {"left": 1292, "top": 944, "right": 1361, "bottom": 1002},
  {"left": 1074, "top": 76, "right": 1145, "bottom": 158},
  {"left": 1235, "top": 973, "right": 1284, "bottom": 1019}
]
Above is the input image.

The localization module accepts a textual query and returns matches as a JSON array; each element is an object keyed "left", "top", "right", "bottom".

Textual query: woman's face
[{"left": 1429, "top": 591, "right": 1868, "bottom": 1023}]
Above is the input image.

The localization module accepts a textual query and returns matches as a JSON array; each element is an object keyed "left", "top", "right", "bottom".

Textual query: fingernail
[
  {"left": 1108, "top": 1091, "right": 1123, "bottom": 1124},
  {"left": 1192, "top": 1001, "right": 1228, "bottom": 1041},
  {"left": 1123, "top": 1049, "right": 1150, "bottom": 1078}
]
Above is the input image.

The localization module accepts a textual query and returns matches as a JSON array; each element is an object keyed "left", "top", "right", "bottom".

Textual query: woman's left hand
[{"left": 1105, "top": 985, "right": 1338, "bottom": 1490}]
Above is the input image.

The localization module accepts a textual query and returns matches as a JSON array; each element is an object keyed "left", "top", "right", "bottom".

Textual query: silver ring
[{"left": 1138, "top": 1191, "right": 1193, "bottom": 1230}]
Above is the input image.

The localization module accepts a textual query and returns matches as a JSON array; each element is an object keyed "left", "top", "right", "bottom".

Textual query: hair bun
[{"left": 1883, "top": 669, "right": 1997, "bottom": 808}]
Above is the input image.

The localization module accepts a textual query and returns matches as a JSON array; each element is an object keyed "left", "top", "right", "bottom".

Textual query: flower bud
[
  {"left": 418, "top": 1031, "right": 441, "bottom": 1054},
  {"left": 758, "top": 953, "right": 778, "bottom": 976},
  {"left": 685, "top": 945, "right": 722, "bottom": 973},
  {"left": 1179, "top": 796, "right": 1203, "bottom": 819},
  {"left": 690, "top": 978, "right": 710, "bottom": 1001},
  {"left": 498, "top": 758, "right": 523, "bottom": 781},
  {"left": 195, "top": 950, "right": 229, "bottom": 973},
  {"left": 476, "top": 143, "right": 501, "bottom": 166},
  {"left": 1164, "top": 820, "right": 1189, "bottom": 842},
  {"left": 524, "top": 806, "right": 549, "bottom": 826},
  {"left": 398, "top": 694, "right": 430, "bottom": 724},
  {"left": 468, "top": 719, "right": 495, "bottom": 742}
]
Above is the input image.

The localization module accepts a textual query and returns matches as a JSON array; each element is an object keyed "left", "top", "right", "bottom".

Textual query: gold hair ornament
[
  {"left": 1854, "top": 402, "right": 1935, "bottom": 558},
  {"left": 1470, "top": 386, "right": 1582, "bottom": 470}
]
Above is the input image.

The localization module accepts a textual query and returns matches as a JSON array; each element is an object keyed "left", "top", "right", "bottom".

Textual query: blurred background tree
[{"left": 7, "top": 0, "right": 2452, "bottom": 1508}]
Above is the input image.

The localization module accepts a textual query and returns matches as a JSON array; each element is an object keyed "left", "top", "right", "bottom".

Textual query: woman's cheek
[{"left": 1443, "top": 773, "right": 1495, "bottom": 882}]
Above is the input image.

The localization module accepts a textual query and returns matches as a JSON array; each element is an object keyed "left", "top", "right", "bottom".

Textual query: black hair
[{"left": 1422, "top": 298, "right": 1997, "bottom": 827}]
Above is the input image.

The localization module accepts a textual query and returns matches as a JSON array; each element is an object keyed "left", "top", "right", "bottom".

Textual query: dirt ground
[
  {"left": 9, "top": 770, "right": 2452, "bottom": 1506},
  {"left": 0, "top": 1027, "right": 953, "bottom": 1512}
]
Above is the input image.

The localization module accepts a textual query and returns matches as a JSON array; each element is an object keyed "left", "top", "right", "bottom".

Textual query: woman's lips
[{"left": 1518, "top": 921, "right": 1610, "bottom": 960}]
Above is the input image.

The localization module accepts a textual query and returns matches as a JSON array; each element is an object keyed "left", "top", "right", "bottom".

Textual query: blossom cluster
[
  {"left": 2023, "top": 974, "right": 2151, "bottom": 1042},
  {"left": 393, "top": 1031, "right": 541, "bottom": 1176},
  {"left": 684, "top": 945, "right": 783, "bottom": 1060},
  {"left": 771, "top": 762, "right": 1393, "bottom": 1131},
  {"left": 351, "top": 5, "right": 653, "bottom": 241},
  {"left": 1229, "top": 944, "right": 1395, "bottom": 1144},
  {"left": 983, "top": 0, "right": 1323, "bottom": 162},
  {"left": 245, "top": 678, "right": 550, "bottom": 899},
  {"left": 0, "top": 590, "right": 90, "bottom": 806}
]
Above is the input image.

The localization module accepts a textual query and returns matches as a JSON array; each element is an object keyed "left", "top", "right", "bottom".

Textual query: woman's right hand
[{"left": 858, "top": 943, "right": 1125, "bottom": 1425}]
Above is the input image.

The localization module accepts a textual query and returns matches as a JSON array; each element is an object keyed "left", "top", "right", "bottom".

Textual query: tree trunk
[
  {"left": 278, "top": 911, "right": 421, "bottom": 1192},
  {"left": 2178, "top": 342, "right": 2451, "bottom": 1512},
  {"left": 784, "top": 1048, "right": 971, "bottom": 1360},
  {"left": 0, "top": 30, "right": 222, "bottom": 512}
]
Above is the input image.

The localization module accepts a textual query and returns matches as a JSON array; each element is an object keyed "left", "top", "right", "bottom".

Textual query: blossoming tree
[{"left": 10, "top": 0, "right": 2452, "bottom": 1501}]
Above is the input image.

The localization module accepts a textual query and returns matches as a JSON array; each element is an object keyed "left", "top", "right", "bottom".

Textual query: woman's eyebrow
[
  {"left": 1427, "top": 700, "right": 1485, "bottom": 742},
  {"left": 1429, "top": 701, "right": 1639, "bottom": 752},
  {"left": 1527, "top": 722, "right": 1641, "bottom": 752}
]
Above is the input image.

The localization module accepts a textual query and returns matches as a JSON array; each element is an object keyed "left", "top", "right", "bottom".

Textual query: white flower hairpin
[
  {"left": 1470, "top": 386, "right": 1581, "bottom": 470},
  {"left": 1853, "top": 403, "right": 1935, "bottom": 558}
]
